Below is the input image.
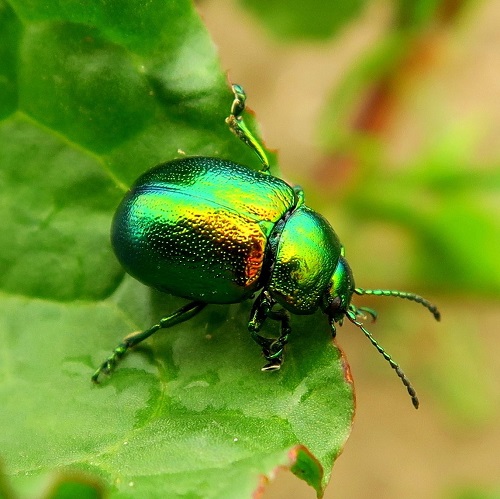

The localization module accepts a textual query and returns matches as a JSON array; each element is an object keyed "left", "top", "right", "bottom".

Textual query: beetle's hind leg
[
  {"left": 248, "top": 291, "right": 291, "bottom": 371},
  {"left": 92, "top": 300, "right": 207, "bottom": 383},
  {"left": 226, "top": 83, "right": 270, "bottom": 173}
]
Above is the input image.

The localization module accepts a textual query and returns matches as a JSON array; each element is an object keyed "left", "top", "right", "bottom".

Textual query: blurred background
[{"left": 197, "top": 1, "right": 500, "bottom": 498}]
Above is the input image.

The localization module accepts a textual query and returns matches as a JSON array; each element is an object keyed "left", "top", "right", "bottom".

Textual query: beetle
[{"left": 92, "top": 84, "right": 440, "bottom": 408}]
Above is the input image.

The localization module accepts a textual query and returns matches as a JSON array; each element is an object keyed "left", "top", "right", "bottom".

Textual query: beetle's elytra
[{"left": 93, "top": 84, "right": 440, "bottom": 408}]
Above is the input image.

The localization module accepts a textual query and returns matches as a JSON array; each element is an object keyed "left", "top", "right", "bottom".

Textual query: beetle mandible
[{"left": 92, "top": 84, "right": 440, "bottom": 408}]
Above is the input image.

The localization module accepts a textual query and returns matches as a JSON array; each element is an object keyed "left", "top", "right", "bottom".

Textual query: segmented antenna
[
  {"left": 347, "top": 309, "right": 420, "bottom": 409},
  {"left": 354, "top": 288, "right": 440, "bottom": 321}
]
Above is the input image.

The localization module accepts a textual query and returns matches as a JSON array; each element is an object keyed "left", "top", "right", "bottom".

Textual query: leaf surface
[{"left": 0, "top": 1, "right": 354, "bottom": 497}]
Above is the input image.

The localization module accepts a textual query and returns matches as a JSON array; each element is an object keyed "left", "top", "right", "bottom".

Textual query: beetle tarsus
[
  {"left": 91, "top": 341, "right": 130, "bottom": 383},
  {"left": 261, "top": 359, "right": 282, "bottom": 371}
]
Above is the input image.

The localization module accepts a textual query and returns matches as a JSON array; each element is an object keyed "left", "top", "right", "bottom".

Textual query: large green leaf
[
  {"left": 0, "top": 1, "right": 354, "bottom": 497},
  {"left": 237, "top": 0, "right": 368, "bottom": 40}
]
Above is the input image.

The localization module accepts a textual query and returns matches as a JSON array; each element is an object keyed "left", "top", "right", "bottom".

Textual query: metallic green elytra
[{"left": 93, "top": 84, "right": 440, "bottom": 409}]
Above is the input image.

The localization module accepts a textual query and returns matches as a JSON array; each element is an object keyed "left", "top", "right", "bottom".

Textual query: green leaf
[
  {"left": 237, "top": 0, "right": 368, "bottom": 40},
  {"left": 0, "top": 1, "right": 354, "bottom": 497}
]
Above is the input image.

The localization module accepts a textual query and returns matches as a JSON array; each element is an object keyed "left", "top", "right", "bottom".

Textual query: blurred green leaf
[
  {"left": 0, "top": 0, "right": 354, "bottom": 497},
  {"left": 318, "top": 32, "right": 413, "bottom": 151},
  {"left": 317, "top": 10, "right": 500, "bottom": 297},
  {"left": 422, "top": 307, "right": 497, "bottom": 425},
  {"left": 237, "top": 0, "right": 368, "bottom": 40},
  {"left": 447, "top": 485, "right": 500, "bottom": 499},
  {"left": 343, "top": 127, "right": 500, "bottom": 295},
  {"left": 395, "top": 0, "right": 444, "bottom": 28}
]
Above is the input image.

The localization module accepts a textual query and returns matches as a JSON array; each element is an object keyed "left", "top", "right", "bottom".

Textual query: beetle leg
[
  {"left": 226, "top": 83, "right": 270, "bottom": 173},
  {"left": 261, "top": 308, "right": 291, "bottom": 371},
  {"left": 349, "top": 304, "right": 377, "bottom": 322},
  {"left": 248, "top": 291, "right": 290, "bottom": 371},
  {"left": 92, "top": 301, "right": 207, "bottom": 383},
  {"left": 328, "top": 316, "right": 337, "bottom": 339},
  {"left": 248, "top": 293, "right": 273, "bottom": 350}
]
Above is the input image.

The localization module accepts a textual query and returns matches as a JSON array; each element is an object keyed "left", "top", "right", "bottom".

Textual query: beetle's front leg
[{"left": 248, "top": 291, "right": 291, "bottom": 371}]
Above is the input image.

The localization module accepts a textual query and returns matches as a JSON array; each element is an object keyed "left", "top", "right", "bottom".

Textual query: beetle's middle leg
[{"left": 248, "top": 291, "right": 291, "bottom": 371}]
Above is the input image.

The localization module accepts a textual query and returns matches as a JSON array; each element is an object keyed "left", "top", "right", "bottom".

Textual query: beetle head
[{"left": 320, "top": 255, "right": 355, "bottom": 323}]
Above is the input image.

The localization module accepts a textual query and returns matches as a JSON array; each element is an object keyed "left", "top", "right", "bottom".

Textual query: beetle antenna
[
  {"left": 354, "top": 288, "right": 440, "bottom": 321},
  {"left": 347, "top": 309, "right": 419, "bottom": 409},
  {"left": 225, "top": 83, "right": 270, "bottom": 173}
]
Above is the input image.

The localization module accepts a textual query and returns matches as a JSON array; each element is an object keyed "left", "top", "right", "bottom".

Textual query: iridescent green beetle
[{"left": 93, "top": 84, "right": 440, "bottom": 408}]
